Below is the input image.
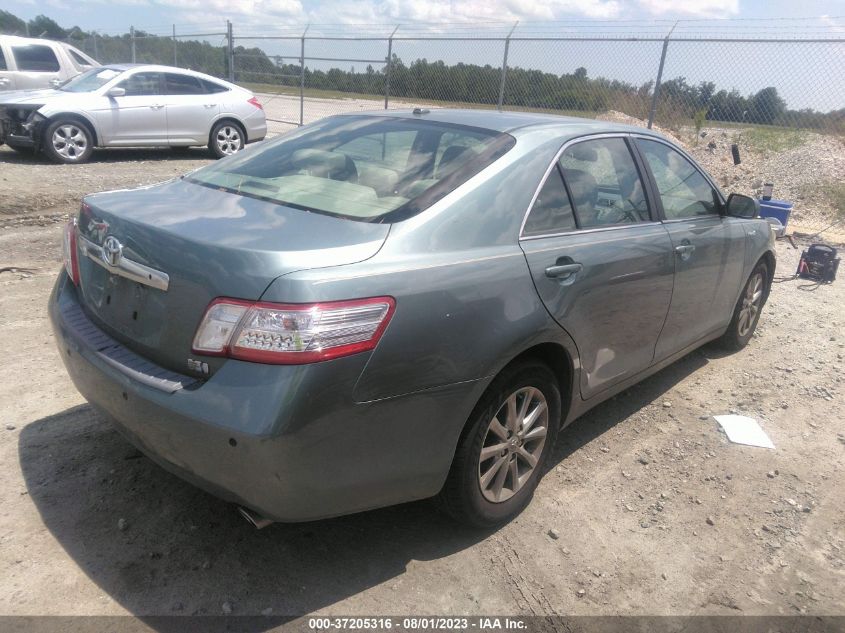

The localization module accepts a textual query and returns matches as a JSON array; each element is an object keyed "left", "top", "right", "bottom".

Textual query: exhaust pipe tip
[{"left": 238, "top": 505, "right": 273, "bottom": 529}]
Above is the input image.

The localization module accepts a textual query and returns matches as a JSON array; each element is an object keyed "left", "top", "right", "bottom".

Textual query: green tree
[
  {"left": 27, "top": 14, "right": 66, "bottom": 39},
  {"left": 0, "top": 9, "right": 27, "bottom": 35}
]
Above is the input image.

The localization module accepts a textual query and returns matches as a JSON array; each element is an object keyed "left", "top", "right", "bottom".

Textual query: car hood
[{"left": 0, "top": 88, "right": 64, "bottom": 106}]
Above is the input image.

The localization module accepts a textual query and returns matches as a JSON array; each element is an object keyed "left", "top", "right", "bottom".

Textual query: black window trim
[
  {"left": 519, "top": 132, "right": 660, "bottom": 241},
  {"left": 629, "top": 133, "right": 726, "bottom": 223}
]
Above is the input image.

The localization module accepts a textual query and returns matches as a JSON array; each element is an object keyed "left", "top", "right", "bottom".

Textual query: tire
[
  {"left": 209, "top": 120, "right": 245, "bottom": 159},
  {"left": 717, "top": 260, "right": 768, "bottom": 350},
  {"left": 42, "top": 119, "right": 94, "bottom": 164},
  {"left": 437, "top": 360, "right": 561, "bottom": 527}
]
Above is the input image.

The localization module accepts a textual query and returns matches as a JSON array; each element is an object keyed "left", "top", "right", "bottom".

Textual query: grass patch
[
  {"left": 819, "top": 182, "right": 845, "bottom": 219},
  {"left": 742, "top": 127, "right": 811, "bottom": 153}
]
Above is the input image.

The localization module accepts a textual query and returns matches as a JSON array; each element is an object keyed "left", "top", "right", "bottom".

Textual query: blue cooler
[{"left": 758, "top": 198, "right": 793, "bottom": 227}]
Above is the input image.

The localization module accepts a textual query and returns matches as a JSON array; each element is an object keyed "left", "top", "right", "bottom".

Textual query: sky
[
  {"left": 4, "top": 0, "right": 844, "bottom": 34},
  {"left": 4, "top": 0, "right": 844, "bottom": 111}
]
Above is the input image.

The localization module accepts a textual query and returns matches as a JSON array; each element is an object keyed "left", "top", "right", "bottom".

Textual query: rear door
[
  {"left": 93, "top": 71, "right": 167, "bottom": 145},
  {"left": 0, "top": 42, "right": 15, "bottom": 90},
  {"left": 519, "top": 135, "right": 675, "bottom": 400},
  {"left": 9, "top": 42, "right": 61, "bottom": 90},
  {"left": 163, "top": 72, "right": 219, "bottom": 145},
  {"left": 634, "top": 136, "right": 746, "bottom": 360}
]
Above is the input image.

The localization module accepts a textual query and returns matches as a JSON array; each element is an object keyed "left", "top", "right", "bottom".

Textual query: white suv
[{"left": 0, "top": 35, "right": 99, "bottom": 91}]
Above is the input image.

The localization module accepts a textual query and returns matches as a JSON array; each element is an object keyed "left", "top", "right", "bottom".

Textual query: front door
[
  {"left": 635, "top": 137, "right": 747, "bottom": 360},
  {"left": 520, "top": 136, "right": 675, "bottom": 400},
  {"left": 92, "top": 71, "right": 167, "bottom": 145}
]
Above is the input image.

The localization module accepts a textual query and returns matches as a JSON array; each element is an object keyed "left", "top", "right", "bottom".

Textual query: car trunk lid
[{"left": 75, "top": 177, "right": 389, "bottom": 375}]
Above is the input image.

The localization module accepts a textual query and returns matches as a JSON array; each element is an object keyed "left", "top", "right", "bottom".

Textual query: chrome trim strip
[
  {"left": 519, "top": 220, "right": 662, "bottom": 242},
  {"left": 78, "top": 235, "right": 170, "bottom": 292},
  {"left": 518, "top": 132, "right": 652, "bottom": 241}
]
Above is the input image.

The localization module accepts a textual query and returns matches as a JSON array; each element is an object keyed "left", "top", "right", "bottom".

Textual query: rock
[
  {"left": 638, "top": 456, "right": 650, "bottom": 465},
  {"left": 576, "top": 589, "right": 586, "bottom": 597},
  {"left": 547, "top": 528, "right": 560, "bottom": 540},
  {"left": 5, "top": 424, "right": 15, "bottom": 431},
  {"left": 221, "top": 602, "right": 233, "bottom": 615},
  {"left": 661, "top": 572, "right": 668, "bottom": 580},
  {"left": 767, "top": 471, "right": 777, "bottom": 478},
  {"left": 662, "top": 401, "right": 672, "bottom": 408},
  {"left": 117, "top": 518, "right": 128, "bottom": 531},
  {"left": 640, "top": 521, "right": 650, "bottom": 529},
  {"left": 706, "top": 516, "right": 715, "bottom": 526},
  {"left": 785, "top": 498, "right": 797, "bottom": 507}
]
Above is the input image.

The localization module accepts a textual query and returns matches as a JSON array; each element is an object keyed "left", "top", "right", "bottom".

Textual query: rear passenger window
[
  {"left": 12, "top": 45, "right": 60, "bottom": 72},
  {"left": 200, "top": 78, "right": 228, "bottom": 94},
  {"left": 165, "top": 73, "right": 204, "bottom": 95},
  {"left": 523, "top": 166, "right": 576, "bottom": 236},
  {"left": 559, "top": 138, "right": 650, "bottom": 228},
  {"left": 68, "top": 48, "right": 93, "bottom": 69}
]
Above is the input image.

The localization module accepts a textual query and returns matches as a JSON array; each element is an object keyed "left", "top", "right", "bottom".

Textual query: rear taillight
[
  {"left": 247, "top": 96, "right": 263, "bottom": 110},
  {"left": 192, "top": 296, "right": 395, "bottom": 364},
  {"left": 62, "top": 217, "right": 80, "bottom": 286}
]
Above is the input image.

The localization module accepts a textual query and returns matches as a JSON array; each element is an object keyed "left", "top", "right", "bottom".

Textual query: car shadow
[
  {"left": 0, "top": 146, "right": 212, "bottom": 165},
  {"left": 19, "top": 347, "right": 714, "bottom": 625}
]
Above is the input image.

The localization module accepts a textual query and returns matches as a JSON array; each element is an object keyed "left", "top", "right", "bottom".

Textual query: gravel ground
[{"left": 0, "top": 99, "right": 843, "bottom": 620}]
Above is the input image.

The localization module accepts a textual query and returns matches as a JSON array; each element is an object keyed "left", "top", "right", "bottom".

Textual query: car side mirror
[
  {"left": 725, "top": 193, "right": 759, "bottom": 219},
  {"left": 106, "top": 87, "right": 126, "bottom": 98}
]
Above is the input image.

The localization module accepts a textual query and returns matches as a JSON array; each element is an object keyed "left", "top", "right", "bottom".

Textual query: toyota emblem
[{"left": 102, "top": 236, "right": 123, "bottom": 267}]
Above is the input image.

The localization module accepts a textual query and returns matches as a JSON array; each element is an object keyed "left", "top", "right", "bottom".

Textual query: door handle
[
  {"left": 203, "top": 104, "right": 216, "bottom": 108},
  {"left": 545, "top": 263, "right": 583, "bottom": 279},
  {"left": 149, "top": 104, "right": 164, "bottom": 110},
  {"left": 674, "top": 244, "right": 696, "bottom": 260}
]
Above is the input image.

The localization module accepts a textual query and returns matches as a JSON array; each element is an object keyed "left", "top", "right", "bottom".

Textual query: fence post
[
  {"left": 384, "top": 25, "right": 400, "bottom": 110},
  {"left": 647, "top": 21, "right": 676, "bottom": 129},
  {"left": 299, "top": 25, "right": 309, "bottom": 126},
  {"left": 497, "top": 21, "right": 518, "bottom": 112},
  {"left": 92, "top": 32, "right": 99, "bottom": 60},
  {"left": 227, "top": 20, "right": 234, "bottom": 82},
  {"left": 130, "top": 26, "right": 136, "bottom": 63},
  {"left": 173, "top": 24, "right": 177, "bottom": 66}
]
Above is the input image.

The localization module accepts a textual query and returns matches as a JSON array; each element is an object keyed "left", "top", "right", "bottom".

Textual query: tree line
[{"left": 2, "top": 10, "right": 841, "bottom": 134}]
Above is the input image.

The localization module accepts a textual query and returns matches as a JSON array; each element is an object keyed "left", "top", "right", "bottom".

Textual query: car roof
[
  {"left": 101, "top": 64, "right": 237, "bottom": 85},
  {"left": 341, "top": 108, "right": 663, "bottom": 138}
]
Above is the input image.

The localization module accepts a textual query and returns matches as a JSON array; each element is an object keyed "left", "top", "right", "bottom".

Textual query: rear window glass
[
  {"left": 201, "top": 78, "right": 228, "bottom": 93},
  {"left": 186, "top": 115, "right": 514, "bottom": 223},
  {"left": 68, "top": 48, "right": 93, "bottom": 69},
  {"left": 165, "top": 73, "right": 204, "bottom": 95},
  {"left": 12, "top": 45, "right": 60, "bottom": 72}
]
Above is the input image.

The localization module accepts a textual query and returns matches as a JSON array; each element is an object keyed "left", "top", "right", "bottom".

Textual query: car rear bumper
[
  {"left": 241, "top": 109, "right": 267, "bottom": 143},
  {"left": 49, "top": 273, "right": 484, "bottom": 521}
]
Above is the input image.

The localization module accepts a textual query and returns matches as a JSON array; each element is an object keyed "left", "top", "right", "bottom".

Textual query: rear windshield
[{"left": 186, "top": 115, "right": 515, "bottom": 223}]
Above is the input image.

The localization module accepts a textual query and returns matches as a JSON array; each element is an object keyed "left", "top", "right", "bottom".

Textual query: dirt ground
[{"left": 0, "top": 135, "right": 844, "bottom": 621}]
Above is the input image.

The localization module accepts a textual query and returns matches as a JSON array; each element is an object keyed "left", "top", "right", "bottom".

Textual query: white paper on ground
[{"left": 713, "top": 415, "right": 775, "bottom": 449}]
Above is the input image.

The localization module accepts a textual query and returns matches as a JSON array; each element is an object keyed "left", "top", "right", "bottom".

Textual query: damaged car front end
[{"left": 0, "top": 103, "right": 47, "bottom": 150}]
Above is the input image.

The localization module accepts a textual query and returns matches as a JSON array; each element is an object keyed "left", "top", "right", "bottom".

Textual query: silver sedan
[{"left": 0, "top": 64, "right": 267, "bottom": 163}]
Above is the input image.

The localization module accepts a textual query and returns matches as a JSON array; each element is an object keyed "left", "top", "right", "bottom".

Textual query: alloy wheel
[
  {"left": 737, "top": 272, "right": 764, "bottom": 337},
  {"left": 216, "top": 126, "right": 242, "bottom": 155},
  {"left": 478, "top": 386, "right": 549, "bottom": 503},
  {"left": 52, "top": 125, "right": 88, "bottom": 161}
]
